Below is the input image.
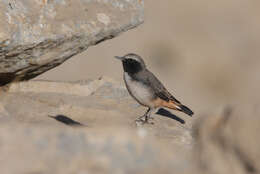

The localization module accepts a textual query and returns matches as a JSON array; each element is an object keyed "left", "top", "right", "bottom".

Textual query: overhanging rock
[{"left": 0, "top": 0, "right": 144, "bottom": 85}]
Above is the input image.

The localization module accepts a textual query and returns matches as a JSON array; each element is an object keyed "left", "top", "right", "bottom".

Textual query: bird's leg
[
  {"left": 136, "top": 108, "right": 154, "bottom": 124},
  {"left": 136, "top": 108, "right": 150, "bottom": 121},
  {"left": 146, "top": 108, "right": 155, "bottom": 120}
]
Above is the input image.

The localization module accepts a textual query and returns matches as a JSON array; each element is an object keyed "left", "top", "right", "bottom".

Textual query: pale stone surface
[
  {"left": 0, "top": 124, "right": 191, "bottom": 174},
  {"left": 0, "top": 0, "right": 144, "bottom": 85},
  {"left": 0, "top": 78, "right": 259, "bottom": 174},
  {"left": 193, "top": 107, "right": 260, "bottom": 174},
  {"left": 0, "top": 77, "right": 192, "bottom": 174}
]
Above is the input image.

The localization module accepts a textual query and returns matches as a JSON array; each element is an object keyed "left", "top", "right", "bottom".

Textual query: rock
[
  {"left": 0, "top": 78, "right": 259, "bottom": 174},
  {"left": 0, "top": 124, "right": 191, "bottom": 174},
  {"left": 0, "top": 0, "right": 144, "bottom": 86},
  {"left": 0, "top": 77, "right": 193, "bottom": 174},
  {"left": 193, "top": 107, "right": 260, "bottom": 174}
]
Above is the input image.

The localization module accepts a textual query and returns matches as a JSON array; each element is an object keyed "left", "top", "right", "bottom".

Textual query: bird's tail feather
[
  {"left": 178, "top": 104, "right": 194, "bottom": 116},
  {"left": 162, "top": 100, "right": 194, "bottom": 116}
]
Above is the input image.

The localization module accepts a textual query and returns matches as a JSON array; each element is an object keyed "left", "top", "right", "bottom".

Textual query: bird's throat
[{"left": 122, "top": 60, "right": 143, "bottom": 74}]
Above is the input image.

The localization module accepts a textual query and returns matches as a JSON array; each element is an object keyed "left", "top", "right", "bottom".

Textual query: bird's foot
[{"left": 135, "top": 116, "right": 154, "bottom": 125}]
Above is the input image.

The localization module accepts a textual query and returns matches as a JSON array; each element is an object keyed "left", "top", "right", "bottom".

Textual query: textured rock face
[
  {"left": 0, "top": 77, "right": 192, "bottom": 174},
  {"left": 0, "top": 78, "right": 259, "bottom": 173},
  {"left": 194, "top": 108, "right": 260, "bottom": 174},
  {"left": 0, "top": 0, "right": 144, "bottom": 85},
  {"left": 0, "top": 125, "right": 192, "bottom": 174}
]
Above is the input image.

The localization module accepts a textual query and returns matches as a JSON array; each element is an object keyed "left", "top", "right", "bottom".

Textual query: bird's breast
[{"left": 124, "top": 72, "right": 155, "bottom": 107}]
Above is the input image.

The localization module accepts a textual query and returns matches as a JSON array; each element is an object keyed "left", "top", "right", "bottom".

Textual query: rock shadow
[{"left": 48, "top": 115, "right": 85, "bottom": 127}]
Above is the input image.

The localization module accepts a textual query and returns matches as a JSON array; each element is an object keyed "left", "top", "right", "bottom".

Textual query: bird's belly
[{"left": 124, "top": 73, "right": 155, "bottom": 107}]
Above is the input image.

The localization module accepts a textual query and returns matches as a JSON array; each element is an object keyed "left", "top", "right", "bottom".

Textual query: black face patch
[{"left": 122, "top": 59, "right": 143, "bottom": 74}]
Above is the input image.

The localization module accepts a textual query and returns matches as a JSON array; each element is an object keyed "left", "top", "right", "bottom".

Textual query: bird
[{"left": 115, "top": 53, "right": 193, "bottom": 124}]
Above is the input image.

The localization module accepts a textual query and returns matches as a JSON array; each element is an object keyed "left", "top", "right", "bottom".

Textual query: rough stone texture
[
  {"left": 0, "top": 78, "right": 259, "bottom": 173},
  {"left": 0, "top": 77, "right": 194, "bottom": 145},
  {"left": 194, "top": 107, "right": 260, "bottom": 174},
  {"left": 0, "top": 77, "right": 193, "bottom": 174},
  {"left": 0, "top": 0, "right": 144, "bottom": 85},
  {"left": 0, "top": 125, "right": 191, "bottom": 174}
]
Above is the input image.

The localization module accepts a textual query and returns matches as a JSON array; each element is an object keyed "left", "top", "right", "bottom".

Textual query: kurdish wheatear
[{"left": 115, "top": 53, "right": 194, "bottom": 124}]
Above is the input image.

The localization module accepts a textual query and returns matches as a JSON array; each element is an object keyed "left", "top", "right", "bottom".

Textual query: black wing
[{"left": 138, "top": 70, "right": 181, "bottom": 104}]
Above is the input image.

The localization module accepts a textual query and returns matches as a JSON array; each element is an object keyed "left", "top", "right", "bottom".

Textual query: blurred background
[{"left": 38, "top": 0, "right": 260, "bottom": 114}]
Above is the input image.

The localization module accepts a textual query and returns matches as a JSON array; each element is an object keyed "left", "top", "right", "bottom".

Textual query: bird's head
[{"left": 115, "top": 53, "right": 146, "bottom": 74}]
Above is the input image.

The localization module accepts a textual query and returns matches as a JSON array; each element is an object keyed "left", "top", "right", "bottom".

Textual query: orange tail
[{"left": 162, "top": 100, "right": 194, "bottom": 116}]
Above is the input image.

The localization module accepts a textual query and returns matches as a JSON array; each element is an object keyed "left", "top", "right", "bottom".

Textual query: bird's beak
[{"left": 114, "top": 56, "right": 124, "bottom": 61}]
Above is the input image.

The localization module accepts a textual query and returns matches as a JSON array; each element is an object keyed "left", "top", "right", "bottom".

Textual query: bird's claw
[{"left": 135, "top": 117, "right": 154, "bottom": 125}]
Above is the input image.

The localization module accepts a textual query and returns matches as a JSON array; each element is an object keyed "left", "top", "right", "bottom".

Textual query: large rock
[
  {"left": 0, "top": 124, "right": 191, "bottom": 174},
  {"left": 0, "top": 77, "right": 193, "bottom": 174},
  {"left": 0, "top": 77, "right": 259, "bottom": 174},
  {"left": 0, "top": 0, "right": 144, "bottom": 85},
  {"left": 193, "top": 107, "right": 260, "bottom": 174}
]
